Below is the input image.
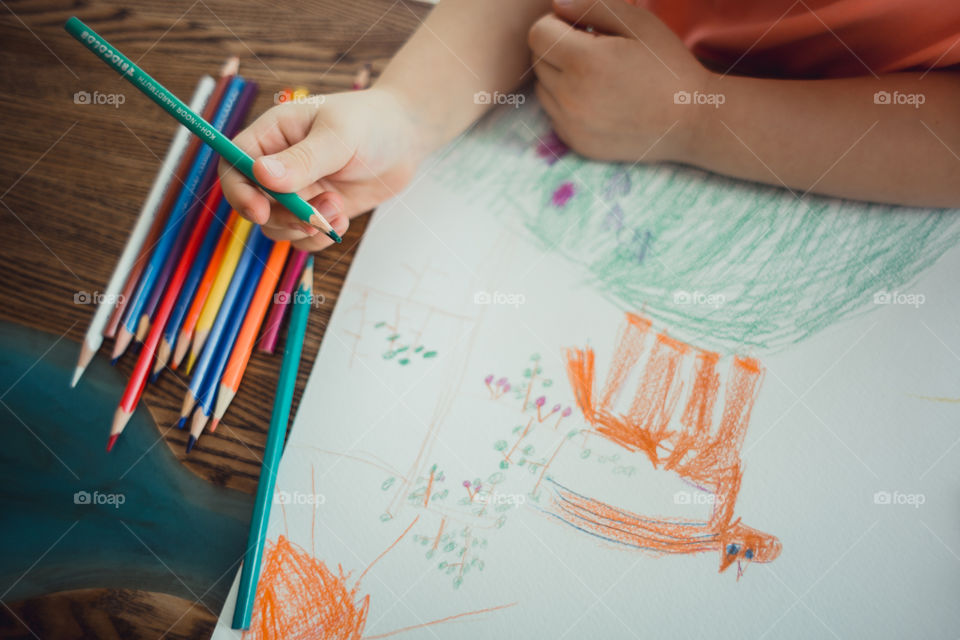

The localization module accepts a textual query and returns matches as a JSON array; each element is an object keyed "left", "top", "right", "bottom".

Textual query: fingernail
[
  {"left": 261, "top": 156, "right": 286, "bottom": 178},
  {"left": 241, "top": 207, "right": 256, "bottom": 221},
  {"left": 289, "top": 221, "right": 319, "bottom": 236},
  {"left": 316, "top": 199, "right": 341, "bottom": 219}
]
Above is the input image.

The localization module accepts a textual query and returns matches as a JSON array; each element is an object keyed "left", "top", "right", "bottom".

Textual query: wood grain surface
[{"left": 0, "top": 0, "right": 429, "bottom": 637}]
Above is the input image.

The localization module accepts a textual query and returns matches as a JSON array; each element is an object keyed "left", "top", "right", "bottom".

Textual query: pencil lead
[
  {"left": 106, "top": 433, "right": 119, "bottom": 452},
  {"left": 186, "top": 434, "right": 197, "bottom": 454},
  {"left": 176, "top": 416, "right": 186, "bottom": 430},
  {"left": 70, "top": 366, "right": 83, "bottom": 388},
  {"left": 209, "top": 417, "right": 220, "bottom": 433},
  {"left": 149, "top": 371, "right": 160, "bottom": 384},
  {"left": 110, "top": 356, "right": 120, "bottom": 366}
]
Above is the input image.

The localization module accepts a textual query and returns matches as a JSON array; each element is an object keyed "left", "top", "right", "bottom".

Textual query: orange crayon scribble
[
  {"left": 245, "top": 536, "right": 370, "bottom": 640},
  {"left": 559, "top": 312, "right": 780, "bottom": 577}
]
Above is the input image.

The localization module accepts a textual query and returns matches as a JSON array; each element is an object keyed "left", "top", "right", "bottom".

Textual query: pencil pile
[{"left": 71, "top": 58, "right": 335, "bottom": 454}]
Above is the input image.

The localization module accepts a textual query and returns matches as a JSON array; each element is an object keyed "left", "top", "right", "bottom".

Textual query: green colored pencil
[
  {"left": 233, "top": 256, "right": 314, "bottom": 629},
  {"left": 64, "top": 17, "right": 340, "bottom": 243}
]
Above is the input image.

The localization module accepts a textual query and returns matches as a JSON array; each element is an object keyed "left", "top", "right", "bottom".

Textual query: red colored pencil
[{"left": 107, "top": 182, "right": 224, "bottom": 451}]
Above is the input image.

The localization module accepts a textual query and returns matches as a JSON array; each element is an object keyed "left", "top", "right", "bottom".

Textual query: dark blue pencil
[
  {"left": 152, "top": 196, "right": 232, "bottom": 382},
  {"left": 178, "top": 226, "right": 266, "bottom": 434},
  {"left": 186, "top": 231, "right": 274, "bottom": 451}
]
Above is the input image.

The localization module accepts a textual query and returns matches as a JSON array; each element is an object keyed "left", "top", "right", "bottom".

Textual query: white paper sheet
[{"left": 214, "top": 99, "right": 960, "bottom": 639}]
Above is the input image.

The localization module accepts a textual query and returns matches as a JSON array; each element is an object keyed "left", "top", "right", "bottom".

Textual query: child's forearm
[
  {"left": 375, "top": 0, "right": 551, "bottom": 156},
  {"left": 684, "top": 72, "right": 960, "bottom": 207}
]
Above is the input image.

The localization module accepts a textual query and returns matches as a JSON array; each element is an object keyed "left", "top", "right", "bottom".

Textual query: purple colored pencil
[{"left": 258, "top": 249, "right": 308, "bottom": 354}]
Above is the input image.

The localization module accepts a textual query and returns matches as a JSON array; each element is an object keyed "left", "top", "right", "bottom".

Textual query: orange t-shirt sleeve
[{"left": 633, "top": 0, "right": 960, "bottom": 78}]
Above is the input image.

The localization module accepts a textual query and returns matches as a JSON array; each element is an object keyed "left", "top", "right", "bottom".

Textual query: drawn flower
[
  {"left": 535, "top": 396, "right": 546, "bottom": 408},
  {"left": 551, "top": 181, "right": 576, "bottom": 208},
  {"left": 562, "top": 407, "right": 572, "bottom": 417},
  {"left": 535, "top": 130, "right": 569, "bottom": 165},
  {"left": 484, "top": 374, "right": 494, "bottom": 384}
]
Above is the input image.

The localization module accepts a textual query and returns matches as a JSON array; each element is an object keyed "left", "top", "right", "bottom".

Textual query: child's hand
[
  {"left": 528, "top": 0, "right": 709, "bottom": 164},
  {"left": 219, "top": 87, "right": 423, "bottom": 251}
]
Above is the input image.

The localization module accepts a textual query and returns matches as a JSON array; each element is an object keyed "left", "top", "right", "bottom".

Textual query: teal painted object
[
  {"left": 63, "top": 16, "right": 340, "bottom": 244},
  {"left": 0, "top": 322, "right": 252, "bottom": 610},
  {"left": 233, "top": 257, "right": 313, "bottom": 629}
]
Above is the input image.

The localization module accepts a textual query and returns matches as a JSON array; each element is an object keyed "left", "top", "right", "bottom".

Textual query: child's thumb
[
  {"left": 552, "top": 0, "right": 646, "bottom": 38},
  {"left": 253, "top": 131, "right": 348, "bottom": 193}
]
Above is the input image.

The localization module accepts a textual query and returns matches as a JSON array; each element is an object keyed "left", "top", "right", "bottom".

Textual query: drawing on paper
[
  {"left": 434, "top": 99, "right": 960, "bottom": 352},
  {"left": 245, "top": 509, "right": 517, "bottom": 640},
  {"left": 553, "top": 312, "right": 780, "bottom": 577}
]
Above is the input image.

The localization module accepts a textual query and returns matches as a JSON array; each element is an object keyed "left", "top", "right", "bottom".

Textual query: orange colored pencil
[
  {"left": 172, "top": 209, "right": 240, "bottom": 369},
  {"left": 210, "top": 240, "right": 291, "bottom": 430}
]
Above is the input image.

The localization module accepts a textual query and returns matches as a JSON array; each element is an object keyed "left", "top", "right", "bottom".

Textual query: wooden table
[{"left": 0, "top": 1, "right": 429, "bottom": 636}]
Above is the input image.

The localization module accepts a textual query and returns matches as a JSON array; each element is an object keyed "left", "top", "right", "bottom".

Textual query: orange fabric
[{"left": 633, "top": 0, "right": 960, "bottom": 78}]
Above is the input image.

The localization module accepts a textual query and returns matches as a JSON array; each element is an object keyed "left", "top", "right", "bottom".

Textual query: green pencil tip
[{"left": 327, "top": 229, "right": 342, "bottom": 244}]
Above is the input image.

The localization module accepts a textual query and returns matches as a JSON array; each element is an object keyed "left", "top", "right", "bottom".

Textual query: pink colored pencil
[{"left": 258, "top": 249, "right": 308, "bottom": 354}]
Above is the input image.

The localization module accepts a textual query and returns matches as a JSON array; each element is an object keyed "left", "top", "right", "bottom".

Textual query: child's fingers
[
  {"left": 532, "top": 58, "right": 564, "bottom": 98},
  {"left": 219, "top": 162, "right": 272, "bottom": 225},
  {"left": 252, "top": 122, "right": 356, "bottom": 195},
  {"left": 551, "top": 0, "right": 649, "bottom": 38},
  {"left": 528, "top": 13, "right": 588, "bottom": 71},
  {"left": 291, "top": 201, "right": 350, "bottom": 252}
]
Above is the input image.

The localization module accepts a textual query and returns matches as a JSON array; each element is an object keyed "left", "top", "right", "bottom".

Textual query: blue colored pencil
[
  {"left": 178, "top": 226, "right": 264, "bottom": 431},
  {"left": 152, "top": 196, "right": 232, "bottom": 380},
  {"left": 136, "top": 81, "right": 260, "bottom": 349},
  {"left": 186, "top": 231, "right": 274, "bottom": 451},
  {"left": 233, "top": 255, "right": 314, "bottom": 630},
  {"left": 110, "top": 75, "right": 246, "bottom": 362}
]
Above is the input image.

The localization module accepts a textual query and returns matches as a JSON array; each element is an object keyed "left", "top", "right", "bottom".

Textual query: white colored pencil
[{"left": 71, "top": 74, "right": 217, "bottom": 388}]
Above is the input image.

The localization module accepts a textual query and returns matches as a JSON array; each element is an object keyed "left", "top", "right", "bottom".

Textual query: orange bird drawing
[{"left": 553, "top": 312, "right": 781, "bottom": 578}]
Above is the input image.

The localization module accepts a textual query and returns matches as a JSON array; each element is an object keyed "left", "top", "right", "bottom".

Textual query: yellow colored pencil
[{"left": 185, "top": 216, "right": 253, "bottom": 373}]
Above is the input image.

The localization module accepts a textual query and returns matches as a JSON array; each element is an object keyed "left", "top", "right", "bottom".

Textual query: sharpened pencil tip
[
  {"left": 327, "top": 229, "right": 342, "bottom": 244},
  {"left": 106, "top": 434, "right": 119, "bottom": 452},
  {"left": 186, "top": 435, "right": 197, "bottom": 454},
  {"left": 70, "top": 367, "right": 83, "bottom": 388},
  {"left": 110, "top": 356, "right": 119, "bottom": 366},
  {"left": 176, "top": 416, "right": 186, "bottom": 429},
  {"left": 210, "top": 418, "right": 220, "bottom": 433},
  {"left": 149, "top": 371, "right": 160, "bottom": 384}
]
